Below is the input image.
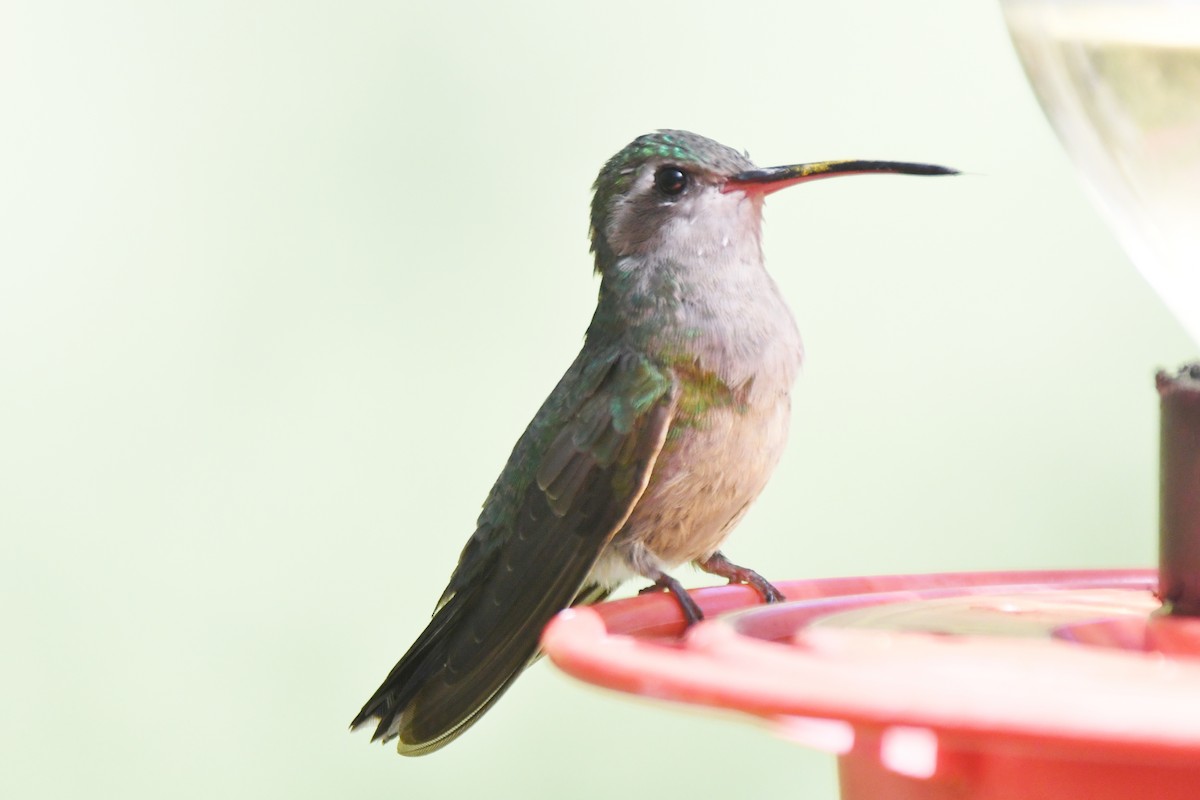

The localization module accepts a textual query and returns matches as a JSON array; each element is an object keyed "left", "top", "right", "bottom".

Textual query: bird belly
[{"left": 589, "top": 396, "right": 791, "bottom": 587}]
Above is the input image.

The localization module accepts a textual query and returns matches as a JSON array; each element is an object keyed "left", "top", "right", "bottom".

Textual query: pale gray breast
[{"left": 594, "top": 277, "right": 803, "bottom": 583}]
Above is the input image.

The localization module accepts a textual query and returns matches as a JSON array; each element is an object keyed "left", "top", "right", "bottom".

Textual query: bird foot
[
  {"left": 639, "top": 571, "right": 704, "bottom": 626},
  {"left": 697, "top": 551, "right": 785, "bottom": 603}
]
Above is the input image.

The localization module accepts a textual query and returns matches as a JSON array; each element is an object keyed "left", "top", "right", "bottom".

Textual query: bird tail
[
  {"left": 350, "top": 574, "right": 610, "bottom": 755},
  {"left": 349, "top": 586, "right": 486, "bottom": 753}
]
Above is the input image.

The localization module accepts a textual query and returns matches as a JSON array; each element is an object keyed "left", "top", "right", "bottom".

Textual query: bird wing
[{"left": 351, "top": 349, "right": 676, "bottom": 753}]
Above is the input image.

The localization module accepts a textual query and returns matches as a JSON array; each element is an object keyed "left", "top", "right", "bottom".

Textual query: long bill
[{"left": 723, "top": 160, "right": 959, "bottom": 195}]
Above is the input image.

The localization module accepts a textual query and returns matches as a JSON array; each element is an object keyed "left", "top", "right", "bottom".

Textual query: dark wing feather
[{"left": 350, "top": 350, "right": 676, "bottom": 754}]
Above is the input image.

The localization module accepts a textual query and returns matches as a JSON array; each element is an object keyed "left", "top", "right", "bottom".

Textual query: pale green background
[{"left": 3, "top": 1, "right": 1195, "bottom": 798}]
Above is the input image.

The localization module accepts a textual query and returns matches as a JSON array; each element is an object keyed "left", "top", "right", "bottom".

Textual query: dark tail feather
[
  {"left": 348, "top": 536, "right": 610, "bottom": 755},
  {"left": 349, "top": 588, "right": 475, "bottom": 745}
]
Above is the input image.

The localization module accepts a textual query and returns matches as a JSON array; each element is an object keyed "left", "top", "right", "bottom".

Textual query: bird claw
[
  {"left": 697, "top": 551, "right": 785, "bottom": 604},
  {"left": 756, "top": 580, "right": 785, "bottom": 604},
  {"left": 641, "top": 572, "right": 704, "bottom": 626}
]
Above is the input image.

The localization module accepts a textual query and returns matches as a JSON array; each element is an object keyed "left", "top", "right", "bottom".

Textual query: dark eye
[{"left": 654, "top": 166, "right": 688, "bottom": 196}]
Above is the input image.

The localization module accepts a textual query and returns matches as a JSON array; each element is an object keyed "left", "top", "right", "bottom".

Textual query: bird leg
[
  {"left": 696, "top": 551, "right": 785, "bottom": 603},
  {"left": 638, "top": 570, "right": 704, "bottom": 626}
]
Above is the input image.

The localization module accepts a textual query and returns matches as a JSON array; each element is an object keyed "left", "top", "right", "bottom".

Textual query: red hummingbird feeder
[{"left": 542, "top": 369, "right": 1200, "bottom": 800}]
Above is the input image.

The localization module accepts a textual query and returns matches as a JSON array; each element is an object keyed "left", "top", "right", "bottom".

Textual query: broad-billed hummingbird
[{"left": 351, "top": 130, "right": 955, "bottom": 754}]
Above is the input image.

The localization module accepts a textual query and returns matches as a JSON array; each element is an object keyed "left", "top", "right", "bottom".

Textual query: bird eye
[{"left": 654, "top": 166, "right": 688, "bottom": 196}]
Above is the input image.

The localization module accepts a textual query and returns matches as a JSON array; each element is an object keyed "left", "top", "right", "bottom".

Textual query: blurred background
[{"left": 3, "top": 1, "right": 1195, "bottom": 798}]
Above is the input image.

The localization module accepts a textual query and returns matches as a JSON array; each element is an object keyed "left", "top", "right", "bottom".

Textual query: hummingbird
[{"left": 351, "top": 130, "right": 955, "bottom": 754}]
